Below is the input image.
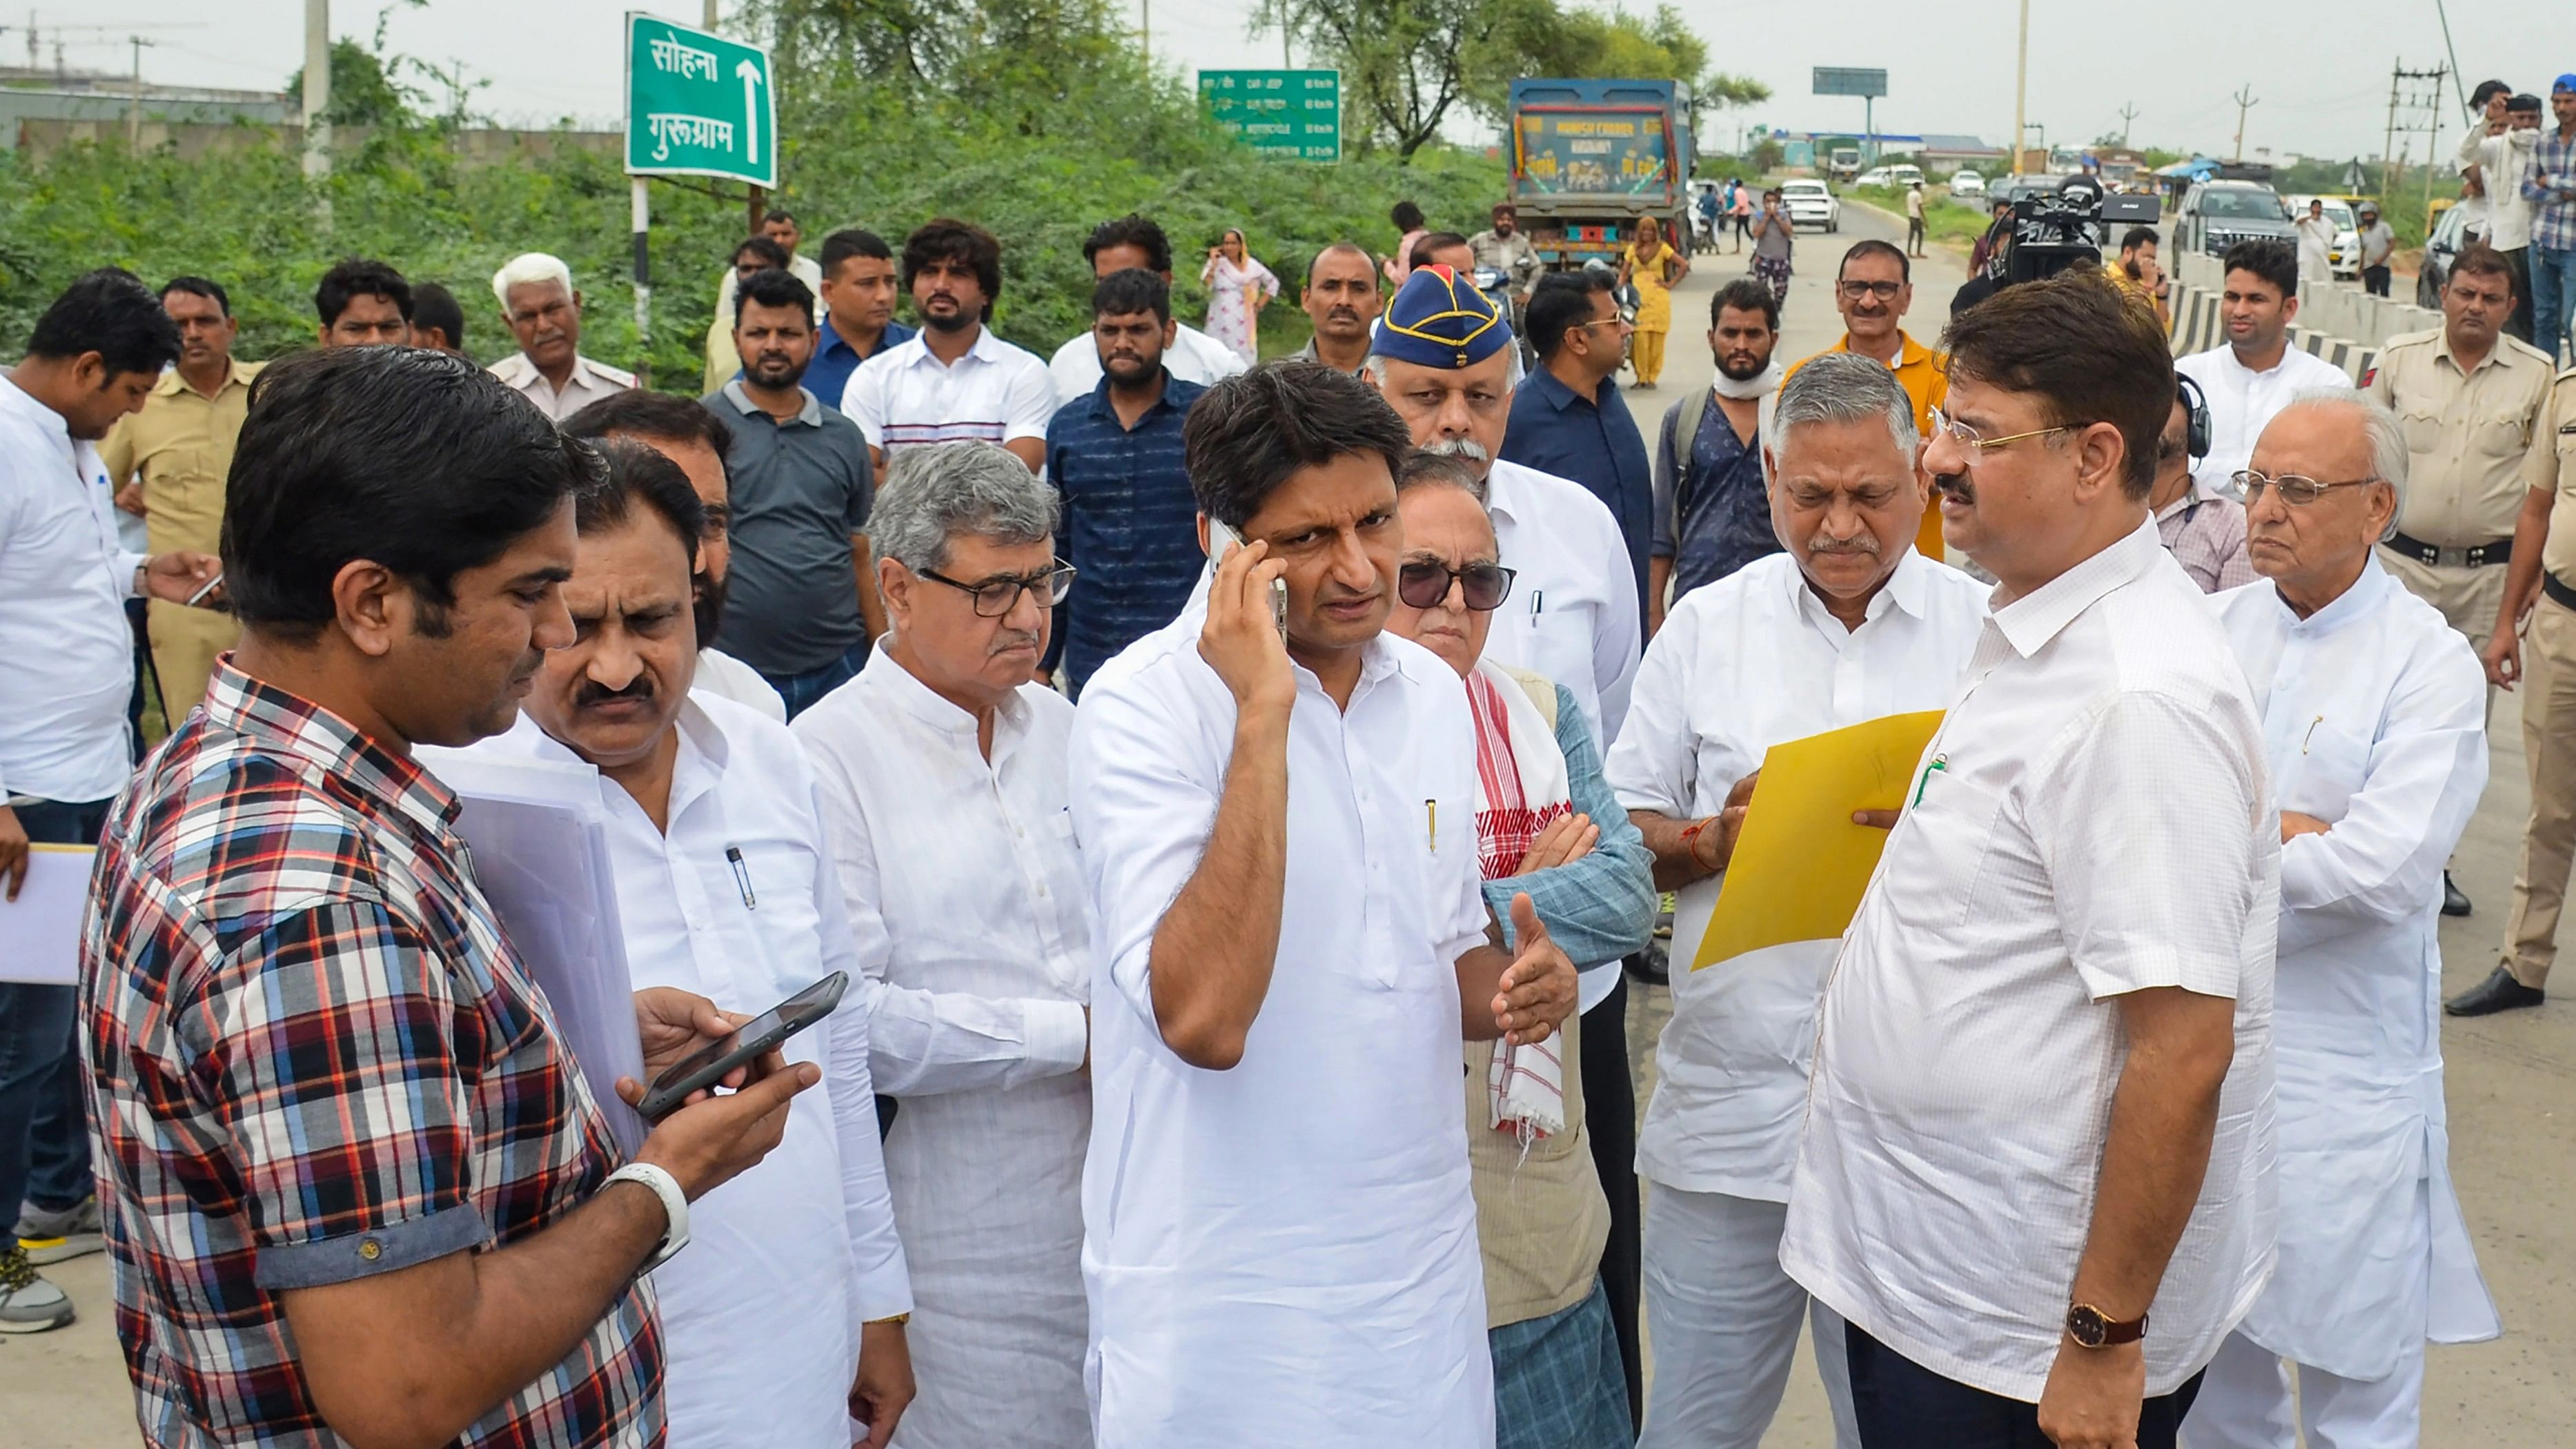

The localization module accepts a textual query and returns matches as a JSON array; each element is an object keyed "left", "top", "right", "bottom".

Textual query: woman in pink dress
[{"left": 1199, "top": 227, "right": 1281, "bottom": 365}]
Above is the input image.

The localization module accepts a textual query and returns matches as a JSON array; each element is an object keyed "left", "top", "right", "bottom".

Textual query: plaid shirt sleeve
[{"left": 204, "top": 898, "right": 497, "bottom": 1290}]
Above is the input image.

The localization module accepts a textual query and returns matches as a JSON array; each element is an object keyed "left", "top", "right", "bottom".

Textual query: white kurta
[
  {"left": 2215, "top": 558, "right": 2501, "bottom": 1381},
  {"left": 466, "top": 698, "right": 912, "bottom": 1449},
  {"left": 1070, "top": 604, "right": 1493, "bottom": 1448},
  {"left": 1482, "top": 457, "right": 1644, "bottom": 745},
  {"left": 790, "top": 649, "right": 1094, "bottom": 1449},
  {"left": 1604, "top": 549, "right": 1987, "bottom": 1203}
]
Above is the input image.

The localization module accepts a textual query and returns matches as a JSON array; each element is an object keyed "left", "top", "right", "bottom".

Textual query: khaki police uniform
[
  {"left": 2366, "top": 326, "right": 2558, "bottom": 683},
  {"left": 2504, "top": 367, "right": 2576, "bottom": 987},
  {"left": 99, "top": 357, "right": 263, "bottom": 721}
]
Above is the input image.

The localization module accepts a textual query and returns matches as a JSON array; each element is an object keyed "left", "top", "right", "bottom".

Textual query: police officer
[{"left": 2367, "top": 241, "right": 2559, "bottom": 918}]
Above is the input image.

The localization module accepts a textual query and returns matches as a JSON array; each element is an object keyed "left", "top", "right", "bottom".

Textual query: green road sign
[
  {"left": 1199, "top": 69, "right": 1341, "bottom": 163},
  {"left": 625, "top": 13, "right": 776, "bottom": 187}
]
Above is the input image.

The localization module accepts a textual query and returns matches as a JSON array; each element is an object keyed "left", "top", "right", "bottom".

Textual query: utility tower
[
  {"left": 2230, "top": 86, "right": 2259, "bottom": 162},
  {"left": 2380, "top": 61, "right": 2450, "bottom": 201}
]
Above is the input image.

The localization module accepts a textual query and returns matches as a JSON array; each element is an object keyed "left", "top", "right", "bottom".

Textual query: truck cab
[
  {"left": 1829, "top": 146, "right": 1862, "bottom": 183},
  {"left": 1508, "top": 78, "right": 1694, "bottom": 269}
]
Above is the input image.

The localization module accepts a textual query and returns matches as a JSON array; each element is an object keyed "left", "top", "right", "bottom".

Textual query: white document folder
[
  {"left": 0, "top": 845, "right": 95, "bottom": 985},
  {"left": 417, "top": 748, "right": 649, "bottom": 1157}
]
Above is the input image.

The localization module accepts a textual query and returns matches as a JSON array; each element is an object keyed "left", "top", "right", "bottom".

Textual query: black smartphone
[{"left": 634, "top": 971, "right": 849, "bottom": 1122}]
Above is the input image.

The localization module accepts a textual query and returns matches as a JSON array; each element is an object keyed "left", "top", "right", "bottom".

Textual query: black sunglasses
[{"left": 1398, "top": 560, "right": 1516, "bottom": 611}]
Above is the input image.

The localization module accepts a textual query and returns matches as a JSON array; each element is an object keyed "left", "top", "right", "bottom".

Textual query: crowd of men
[{"left": 0, "top": 161, "right": 2569, "bottom": 1449}]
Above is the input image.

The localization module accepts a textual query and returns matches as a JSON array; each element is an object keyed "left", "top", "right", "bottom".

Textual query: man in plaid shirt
[
  {"left": 2524, "top": 76, "right": 2576, "bottom": 366},
  {"left": 82, "top": 346, "right": 818, "bottom": 1449}
]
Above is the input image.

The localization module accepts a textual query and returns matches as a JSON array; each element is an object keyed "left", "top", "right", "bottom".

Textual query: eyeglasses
[
  {"left": 920, "top": 562, "right": 1076, "bottom": 616},
  {"left": 1836, "top": 279, "right": 1905, "bottom": 301},
  {"left": 1926, "top": 404, "right": 2079, "bottom": 467},
  {"left": 2230, "top": 470, "right": 2381, "bottom": 506},
  {"left": 1397, "top": 560, "right": 1517, "bottom": 611}
]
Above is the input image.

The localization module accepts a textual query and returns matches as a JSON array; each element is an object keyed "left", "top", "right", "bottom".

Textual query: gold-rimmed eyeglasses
[{"left": 1926, "top": 404, "right": 2079, "bottom": 468}]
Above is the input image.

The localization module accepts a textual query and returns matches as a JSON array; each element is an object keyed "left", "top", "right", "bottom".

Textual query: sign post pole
[{"left": 631, "top": 177, "right": 652, "bottom": 389}]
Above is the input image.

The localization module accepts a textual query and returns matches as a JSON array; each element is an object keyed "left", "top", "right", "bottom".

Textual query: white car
[
  {"left": 1780, "top": 179, "right": 1841, "bottom": 233},
  {"left": 1949, "top": 169, "right": 1987, "bottom": 198},
  {"left": 1886, "top": 164, "right": 1924, "bottom": 188},
  {"left": 1857, "top": 166, "right": 1893, "bottom": 189}
]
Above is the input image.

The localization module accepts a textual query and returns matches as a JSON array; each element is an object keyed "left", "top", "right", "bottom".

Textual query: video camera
[{"left": 1997, "top": 175, "right": 2163, "bottom": 286}]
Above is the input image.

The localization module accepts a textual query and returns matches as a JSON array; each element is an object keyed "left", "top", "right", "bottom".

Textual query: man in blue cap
[
  {"left": 2528, "top": 75, "right": 2576, "bottom": 364},
  {"left": 1366, "top": 262, "right": 1650, "bottom": 1423}
]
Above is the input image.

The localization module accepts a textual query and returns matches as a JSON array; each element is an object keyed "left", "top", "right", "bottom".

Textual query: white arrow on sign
[{"left": 736, "top": 58, "right": 762, "bottom": 166}]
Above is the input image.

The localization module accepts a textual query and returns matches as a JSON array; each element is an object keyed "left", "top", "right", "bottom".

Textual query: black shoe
[
  {"left": 2444, "top": 965, "right": 2544, "bottom": 1016},
  {"left": 2442, "top": 871, "right": 2472, "bottom": 917},
  {"left": 1625, "top": 942, "right": 1670, "bottom": 989}
]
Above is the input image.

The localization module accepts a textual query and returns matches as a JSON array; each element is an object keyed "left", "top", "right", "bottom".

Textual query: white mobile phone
[
  {"left": 184, "top": 573, "right": 226, "bottom": 610},
  {"left": 1210, "top": 520, "right": 1287, "bottom": 639}
]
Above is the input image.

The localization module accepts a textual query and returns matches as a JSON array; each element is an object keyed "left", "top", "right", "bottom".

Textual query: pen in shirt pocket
[
  {"left": 725, "top": 845, "right": 758, "bottom": 910},
  {"left": 1910, "top": 753, "right": 1948, "bottom": 808}
]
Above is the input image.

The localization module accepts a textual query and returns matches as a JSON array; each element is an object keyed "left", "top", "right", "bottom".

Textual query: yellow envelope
[{"left": 1691, "top": 709, "right": 1945, "bottom": 971}]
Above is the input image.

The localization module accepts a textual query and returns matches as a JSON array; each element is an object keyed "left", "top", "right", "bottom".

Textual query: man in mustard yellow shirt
[
  {"left": 99, "top": 277, "right": 261, "bottom": 721},
  {"left": 1782, "top": 239, "right": 1951, "bottom": 560}
]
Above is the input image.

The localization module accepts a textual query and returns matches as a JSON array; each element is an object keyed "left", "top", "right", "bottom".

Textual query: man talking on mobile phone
[
  {"left": 1070, "top": 364, "right": 1582, "bottom": 1448},
  {"left": 82, "top": 347, "right": 824, "bottom": 1449},
  {"left": 462, "top": 439, "right": 916, "bottom": 1449}
]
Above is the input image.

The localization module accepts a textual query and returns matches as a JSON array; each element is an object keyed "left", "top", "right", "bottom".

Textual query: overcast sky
[{"left": 41, "top": 1, "right": 2576, "bottom": 163}]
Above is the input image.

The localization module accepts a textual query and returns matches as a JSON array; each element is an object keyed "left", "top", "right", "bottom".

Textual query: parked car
[
  {"left": 2285, "top": 194, "right": 2363, "bottom": 278},
  {"left": 2174, "top": 180, "right": 2297, "bottom": 258},
  {"left": 1949, "top": 169, "right": 1987, "bottom": 198},
  {"left": 2418, "top": 201, "right": 2471, "bottom": 309},
  {"left": 1857, "top": 166, "right": 1893, "bottom": 189},
  {"left": 1780, "top": 178, "right": 1842, "bottom": 233},
  {"left": 1886, "top": 164, "right": 1924, "bottom": 189}
]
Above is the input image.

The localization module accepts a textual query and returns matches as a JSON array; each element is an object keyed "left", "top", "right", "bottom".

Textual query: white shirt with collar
[
  {"left": 1606, "top": 548, "right": 1987, "bottom": 1203},
  {"left": 2470, "top": 126, "right": 2540, "bottom": 251},
  {"left": 1047, "top": 320, "right": 1247, "bottom": 404},
  {"left": 693, "top": 646, "right": 786, "bottom": 722},
  {"left": 1480, "top": 456, "right": 1644, "bottom": 747},
  {"left": 0, "top": 374, "right": 141, "bottom": 803},
  {"left": 486, "top": 351, "right": 636, "bottom": 423},
  {"left": 464, "top": 695, "right": 911, "bottom": 1449},
  {"left": 838, "top": 326, "right": 1057, "bottom": 455},
  {"left": 1780, "top": 520, "right": 2279, "bottom": 1402},
  {"left": 2214, "top": 558, "right": 2499, "bottom": 1381},
  {"left": 1070, "top": 595, "right": 1493, "bottom": 1448},
  {"left": 790, "top": 647, "right": 1094, "bottom": 1449},
  {"left": 2176, "top": 342, "right": 2354, "bottom": 494}
]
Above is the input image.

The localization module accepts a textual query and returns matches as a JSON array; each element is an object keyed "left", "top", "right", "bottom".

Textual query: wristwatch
[
  {"left": 2065, "top": 1301, "right": 2147, "bottom": 1349},
  {"left": 605, "top": 1162, "right": 691, "bottom": 1272}
]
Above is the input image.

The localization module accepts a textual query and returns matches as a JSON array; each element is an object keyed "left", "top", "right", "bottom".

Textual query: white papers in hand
[
  {"left": 0, "top": 845, "right": 93, "bottom": 985},
  {"left": 416, "top": 747, "right": 649, "bottom": 1156}
]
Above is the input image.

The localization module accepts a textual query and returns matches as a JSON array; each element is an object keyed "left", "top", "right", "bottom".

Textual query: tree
[
  {"left": 1259, "top": 0, "right": 1562, "bottom": 159},
  {"left": 284, "top": 38, "right": 422, "bottom": 128}
]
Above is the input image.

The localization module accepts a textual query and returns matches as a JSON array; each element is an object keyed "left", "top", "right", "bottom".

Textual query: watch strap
[{"left": 605, "top": 1162, "right": 690, "bottom": 1272}]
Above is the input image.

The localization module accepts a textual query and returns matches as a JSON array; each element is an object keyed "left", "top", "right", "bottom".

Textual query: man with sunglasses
[
  {"left": 793, "top": 442, "right": 1095, "bottom": 1449},
  {"left": 1609, "top": 352, "right": 1989, "bottom": 1449},
  {"left": 1781, "top": 273, "right": 2277, "bottom": 1449},
  {"left": 2190, "top": 394, "right": 2498, "bottom": 1449},
  {"left": 1781, "top": 241, "right": 1952, "bottom": 562}
]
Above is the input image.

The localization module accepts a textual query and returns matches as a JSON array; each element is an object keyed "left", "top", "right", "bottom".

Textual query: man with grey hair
[
  {"left": 789, "top": 441, "right": 1096, "bottom": 1449},
  {"left": 2195, "top": 393, "right": 2499, "bottom": 1448},
  {"left": 489, "top": 251, "right": 634, "bottom": 420},
  {"left": 1606, "top": 350, "right": 1989, "bottom": 1449}
]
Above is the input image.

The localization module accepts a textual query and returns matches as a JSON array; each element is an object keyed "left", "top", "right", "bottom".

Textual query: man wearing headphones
[{"left": 2150, "top": 372, "right": 2256, "bottom": 591}]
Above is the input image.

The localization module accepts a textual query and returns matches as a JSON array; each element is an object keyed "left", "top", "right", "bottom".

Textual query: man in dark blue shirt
[
  {"left": 1043, "top": 269, "right": 1206, "bottom": 693},
  {"left": 1502, "top": 270, "right": 1655, "bottom": 628},
  {"left": 803, "top": 228, "right": 918, "bottom": 412},
  {"left": 1651, "top": 277, "right": 1784, "bottom": 627}
]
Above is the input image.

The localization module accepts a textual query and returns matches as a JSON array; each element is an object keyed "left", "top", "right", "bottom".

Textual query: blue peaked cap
[{"left": 1377, "top": 265, "right": 1513, "bottom": 369}]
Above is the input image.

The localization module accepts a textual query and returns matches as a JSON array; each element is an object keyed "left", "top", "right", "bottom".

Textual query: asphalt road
[{"left": 11, "top": 202, "right": 2571, "bottom": 1446}]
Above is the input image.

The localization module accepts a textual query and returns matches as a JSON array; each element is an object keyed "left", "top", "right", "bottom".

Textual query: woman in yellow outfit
[{"left": 1618, "top": 215, "right": 1690, "bottom": 389}]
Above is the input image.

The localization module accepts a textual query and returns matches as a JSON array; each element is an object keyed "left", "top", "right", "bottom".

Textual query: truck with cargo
[{"left": 1506, "top": 77, "right": 1694, "bottom": 269}]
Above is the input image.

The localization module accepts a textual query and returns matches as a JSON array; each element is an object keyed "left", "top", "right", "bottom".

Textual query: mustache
[
  {"left": 576, "top": 676, "right": 656, "bottom": 708},
  {"left": 1422, "top": 437, "right": 1491, "bottom": 463},
  {"left": 1807, "top": 534, "right": 1882, "bottom": 556},
  {"left": 1931, "top": 471, "right": 1974, "bottom": 502},
  {"left": 989, "top": 630, "right": 1042, "bottom": 656}
]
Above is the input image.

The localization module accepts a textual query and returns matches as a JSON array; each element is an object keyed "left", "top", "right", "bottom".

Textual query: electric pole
[
  {"left": 301, "top": 0, "right": 330, "bottom": 183},
  {"left": 2230, "top": 85, "right": 2258, "bottom": 163},
  {"left": 2117, "top": 102, "right": 2138, "bottom": 148},
  {"left": 2383, "top": 62, "right": 2403, "bottom": 196},
  {"left": 126, "top": 34, "right": 152, "bottom": 149},
  {"left": 2010, "top": 0, "right": 2029, "bottom": 175}
]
